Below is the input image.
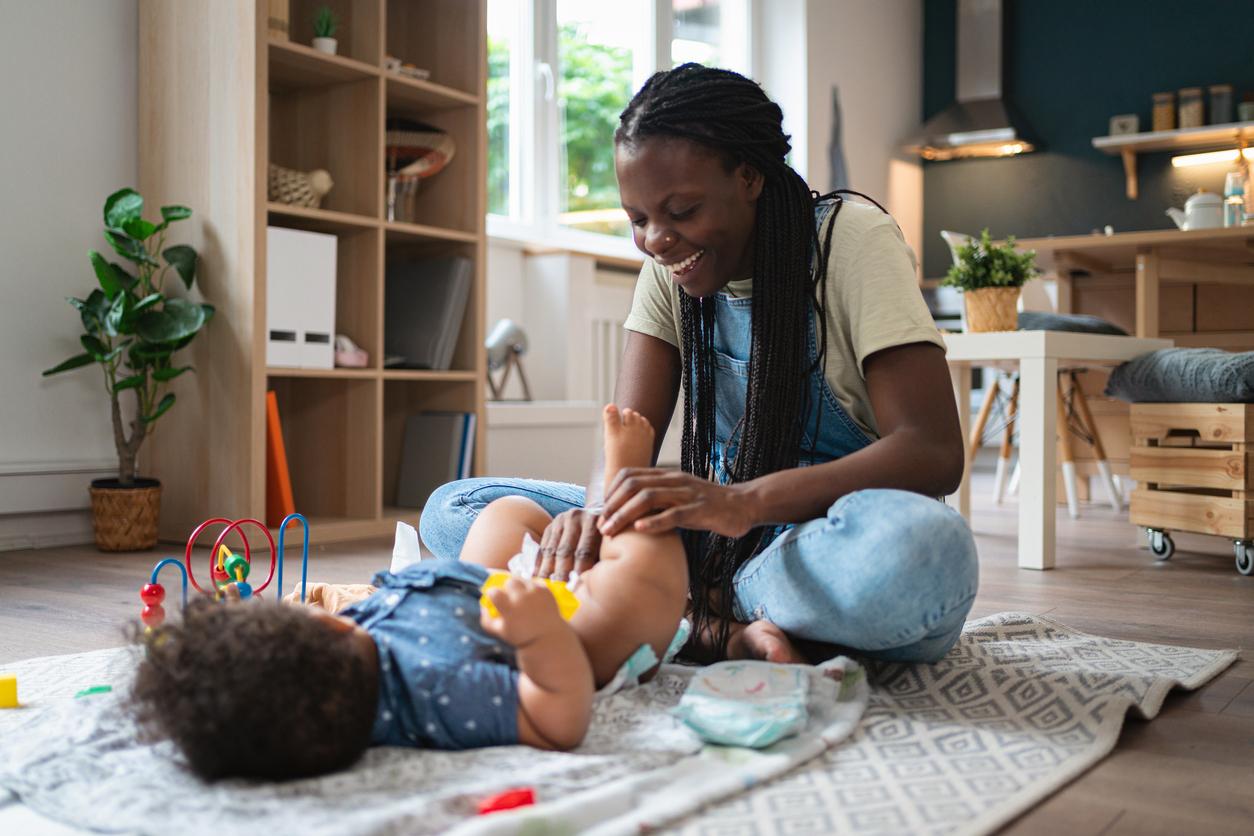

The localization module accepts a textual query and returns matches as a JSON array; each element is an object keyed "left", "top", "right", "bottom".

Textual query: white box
[{"left": 266, "top": 226, "right": 337, "bottom": 368}]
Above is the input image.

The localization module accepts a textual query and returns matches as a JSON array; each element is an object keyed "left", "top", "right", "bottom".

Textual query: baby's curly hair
[{"left": 128, "top": 598, "right": 378, "bottom": 781}]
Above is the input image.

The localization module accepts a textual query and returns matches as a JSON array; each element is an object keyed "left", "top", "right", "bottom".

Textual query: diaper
[{"left": 673, "top": 660, "right": 842, "bottom": 748}]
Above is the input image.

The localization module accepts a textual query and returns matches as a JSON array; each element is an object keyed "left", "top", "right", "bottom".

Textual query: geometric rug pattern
[{"left": 671, "top": 612, "right": 1236, "bottom": 836}]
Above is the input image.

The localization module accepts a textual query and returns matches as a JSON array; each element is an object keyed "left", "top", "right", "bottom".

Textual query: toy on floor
[
  {"left": 0, "top": 673, "right": 19, "bottom": 708},
  {"left": 137, "top": 514, "right": 310, "bottom": 628},
  {"left": 477, "top": 787, "right": 536, "bottom": 815}
]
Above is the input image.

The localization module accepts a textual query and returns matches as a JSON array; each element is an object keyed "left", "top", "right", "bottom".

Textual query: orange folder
[{"left": 265, "top": 390, "right": 296, "bottom": 528}]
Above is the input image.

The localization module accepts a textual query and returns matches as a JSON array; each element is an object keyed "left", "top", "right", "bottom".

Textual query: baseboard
[{"left": 0, "top": 509, "right": 95, "bottom": 551}]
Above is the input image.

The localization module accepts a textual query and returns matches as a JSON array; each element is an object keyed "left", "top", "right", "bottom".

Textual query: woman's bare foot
[
  {"left": 725, "top": 620, "right": 806, "bottom": 664},
  {"left": 602, "top": 404, "right": 654, "bottom": 491}
]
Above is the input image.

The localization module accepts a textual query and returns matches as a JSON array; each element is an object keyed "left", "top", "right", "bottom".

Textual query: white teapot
[{"left": 1166, "top": 189, "right": 1223, "bottom": 230}]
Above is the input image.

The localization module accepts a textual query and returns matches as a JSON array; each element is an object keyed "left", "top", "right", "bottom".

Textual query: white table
[{"left": 944, "top": 331, "right": 1173, "bottom": 570}]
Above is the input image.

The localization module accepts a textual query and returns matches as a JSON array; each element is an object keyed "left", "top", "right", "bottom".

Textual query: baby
[{"left": 128, "top": 406, "right": 687, "bottom": 781}]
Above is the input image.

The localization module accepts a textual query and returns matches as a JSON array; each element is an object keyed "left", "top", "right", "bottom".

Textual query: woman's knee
[{"left": 419, "top": 479, "right": 494, "bottom": 559}]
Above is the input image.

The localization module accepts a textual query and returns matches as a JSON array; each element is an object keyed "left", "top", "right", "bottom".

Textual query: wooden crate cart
[{"left": 1129, "top": 403, "right": 1253, "bottom": 574}]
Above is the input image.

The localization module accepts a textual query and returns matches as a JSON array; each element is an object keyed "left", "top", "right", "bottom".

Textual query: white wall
[
  {"left": 802, "top": 0, "right": 924, "bottom": 263},
  {"left": 0, "top": 0, "right": 137, "bottom": 547}
]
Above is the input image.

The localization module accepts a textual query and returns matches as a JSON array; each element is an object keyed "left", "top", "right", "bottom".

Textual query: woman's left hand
[{"left": 598, "top": 467, "right": 756, "bottom": 538}]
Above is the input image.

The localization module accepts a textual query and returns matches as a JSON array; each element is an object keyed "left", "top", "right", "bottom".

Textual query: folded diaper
[{"left": 674, "top": 660, "right": 841, "bottom": 749}]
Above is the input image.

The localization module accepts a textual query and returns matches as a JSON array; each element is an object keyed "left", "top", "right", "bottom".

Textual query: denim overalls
[{"left": 420, "top": 201, "right": 978, "bottom": 663}]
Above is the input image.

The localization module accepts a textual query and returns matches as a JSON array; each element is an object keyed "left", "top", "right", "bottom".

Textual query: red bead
[
  {"left": 140, "top": 583, "right": 165, "bottom": 606},
  {"left": 140, "top": 604, "right": 166, "bottom": 627},
  {"left": 211, "top": 568, "right": 231, "bottom": 587},
  {"left": 477, "top": 788, "right": 535, "bottom": 815}
]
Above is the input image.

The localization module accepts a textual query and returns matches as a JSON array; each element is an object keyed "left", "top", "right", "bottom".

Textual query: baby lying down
[{"left": 128, "top": 407, "right": 688, "bottom": 781}]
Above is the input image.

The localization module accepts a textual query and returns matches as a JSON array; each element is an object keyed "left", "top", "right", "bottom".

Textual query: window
[{"left": 487, "top": 0, "right": 753, "bottom": 251}]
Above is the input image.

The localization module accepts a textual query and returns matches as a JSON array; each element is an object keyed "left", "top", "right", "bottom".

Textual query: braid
[{"left": 617, "top": 64, "right": 841, "bottom": 658}]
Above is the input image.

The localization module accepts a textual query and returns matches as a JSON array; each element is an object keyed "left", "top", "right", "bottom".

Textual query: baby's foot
[{"left": 603, "top": 404, "right": 654, "bottom": 490}]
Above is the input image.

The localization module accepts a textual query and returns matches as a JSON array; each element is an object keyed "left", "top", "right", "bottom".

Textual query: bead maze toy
[{"left": 138, "top": 514, "right": 311, "bottom": 628}]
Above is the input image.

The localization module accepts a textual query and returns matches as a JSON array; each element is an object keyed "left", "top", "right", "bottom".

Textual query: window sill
[{"left": 488, "top": 219, "right": 645, "bottom": 272}]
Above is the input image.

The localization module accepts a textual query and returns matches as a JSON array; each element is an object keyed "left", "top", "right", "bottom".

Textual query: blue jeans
[{"left": 420, "top": 478, "right": 978, "bottom": 664}]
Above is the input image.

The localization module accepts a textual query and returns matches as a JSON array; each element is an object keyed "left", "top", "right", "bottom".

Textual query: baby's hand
[{"left": 480, "top": 577, "right": 563, "bottom": 648}]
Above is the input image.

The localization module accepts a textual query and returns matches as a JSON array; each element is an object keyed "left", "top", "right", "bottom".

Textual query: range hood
[{"left": 907, "top": 0, "right": 1037, "bottom": 161}]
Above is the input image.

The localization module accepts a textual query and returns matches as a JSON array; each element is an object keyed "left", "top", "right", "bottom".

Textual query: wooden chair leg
[
  {"left": 968, "top": 373, "right": 999, "bottom": 471},
  {"left": 994, "top": 375, "right": 1019, "bottom": 504},
  {"left": 1057, "top": 374, "right": 1080, "bottom": 519},
  {"left": 1069, "top": 371, "right": 1122, "bottom": 510}
]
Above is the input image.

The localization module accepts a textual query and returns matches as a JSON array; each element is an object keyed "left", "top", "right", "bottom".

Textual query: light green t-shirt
[{"left": 622, "top": 199, "right": 945, "bottom": 438}]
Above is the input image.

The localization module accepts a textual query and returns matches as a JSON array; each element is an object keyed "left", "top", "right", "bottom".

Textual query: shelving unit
[
  {"left": 1092, "top": 120, "right": 1254, "bottom": 200},
  {"left": 139, "top": 0, "right": 487, "bottom": 545}
]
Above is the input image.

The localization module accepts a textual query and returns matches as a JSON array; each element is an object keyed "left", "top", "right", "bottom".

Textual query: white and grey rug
[
  {"left": 0, "top": 613, "right": 1234, "bottom": 836},
  {"left": 670, "top": 611, "right": 1237, "bottom": 836}
]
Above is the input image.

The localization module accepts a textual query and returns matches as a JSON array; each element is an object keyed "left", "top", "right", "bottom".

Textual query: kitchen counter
[{"left": 1013, "top": 226, "right": 1254, "bottom": 339}]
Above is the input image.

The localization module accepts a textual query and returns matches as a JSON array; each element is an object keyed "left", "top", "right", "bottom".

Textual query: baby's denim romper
[{"left": 341, "top": 560, "right": 519, "bottom": 749}]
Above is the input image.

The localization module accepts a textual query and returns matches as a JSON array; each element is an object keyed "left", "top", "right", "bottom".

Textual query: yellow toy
[
  {"left": 0, "top": 673, "right": 19, "bottom": 708},
  {"left": 480, "top": 571, "right": 581, "bottom": 621}
]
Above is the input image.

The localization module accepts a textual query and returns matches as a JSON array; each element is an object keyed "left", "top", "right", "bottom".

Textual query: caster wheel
[
  {"left": 1147, "top": 528, "right": 1175, "bottom": 561},
  {"left": 1236, "top": 541, "right": 1254, "bottom": 576}
]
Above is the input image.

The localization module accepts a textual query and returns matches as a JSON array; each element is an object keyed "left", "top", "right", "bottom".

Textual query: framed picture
[{"left": 1109, "top": 114, "right": 1140, "bottom": 136}]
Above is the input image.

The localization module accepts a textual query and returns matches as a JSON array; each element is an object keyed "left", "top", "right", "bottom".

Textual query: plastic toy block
[{"left": 0, "top": 674, "right": 18, "bottom": 708}]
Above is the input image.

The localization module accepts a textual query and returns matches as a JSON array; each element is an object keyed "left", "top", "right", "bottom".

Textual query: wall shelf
[
  {"left": 268, "top": 39, "right": 380, "bottom": 90},
  {"left": 1092, "top": 121, "right": 1254, "bottom": 200},
  {"left": 385, "top": 75, "right": 481, "bottom": 112},
  {"left": 268, "top": 202, "right": 380, "bottom": 234}
]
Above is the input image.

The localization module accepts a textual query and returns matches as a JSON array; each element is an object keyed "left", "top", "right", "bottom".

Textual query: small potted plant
[
  {"left": 43, "top": 189, "right": 214, "bottom": 551},
  {"left": 942, "top": 228, "right": 1038, "bottom": 332},
  {"left": 312, "top": 5, "right": 339, "bottom": 55}
]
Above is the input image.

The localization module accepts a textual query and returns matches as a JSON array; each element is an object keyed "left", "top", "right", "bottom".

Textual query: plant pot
[
  {"left": 312, "top": 37, "right": 338, "bottom": 55},
  {"left": 963, "top": 287, "right": 1021, "bottom": 332},
  {"left": 89, "top": 478, "right": 161, "bottom": 552}
]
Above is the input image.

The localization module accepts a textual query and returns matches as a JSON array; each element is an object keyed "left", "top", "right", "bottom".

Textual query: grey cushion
[
  {"left": 1105, "top": 348, "right": 1254, "bottom": 403},
  {"left": 1017, "top": 311, "right": 1128, "bottom": 335}
]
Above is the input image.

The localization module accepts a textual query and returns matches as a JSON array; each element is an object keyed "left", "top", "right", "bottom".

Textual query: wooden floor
[{"left": 1, "top": 472, "right": 1251, "bottom": 834}]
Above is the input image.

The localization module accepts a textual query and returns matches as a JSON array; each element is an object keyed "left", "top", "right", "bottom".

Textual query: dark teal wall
[{"left": 921, "top": 0, "right": 1254, "bottom": 278}]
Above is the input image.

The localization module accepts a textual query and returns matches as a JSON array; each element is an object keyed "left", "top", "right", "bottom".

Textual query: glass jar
[
  {"left": 1210, "top": 84, "right": 1234, "bottom": 124},
  {"left": 1179, "top": 87, "right": 1205, "bottom": 128},
  {"left": 1152, "top": 91, "right": 1176, "bottom": 131}
]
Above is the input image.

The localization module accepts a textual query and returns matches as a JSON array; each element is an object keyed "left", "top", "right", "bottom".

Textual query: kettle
[{"left": 1166, "top": 189, "right": 1223, "bottom": 230}]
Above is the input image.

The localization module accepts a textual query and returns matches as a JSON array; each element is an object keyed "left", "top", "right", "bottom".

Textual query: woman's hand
[
  {"left": 535, "top": 508, "right": 603, "bottom": 580},
  {"left": 598, "top": 467, "right": 757, "bottom": 538}
]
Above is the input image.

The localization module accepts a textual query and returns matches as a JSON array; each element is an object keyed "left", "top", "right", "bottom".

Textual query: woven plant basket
[
  {"left": 964, "top": 287, "right": 1021, "bottom": 332},
  {"left": 90, "top": 478, "right": 161, "bottom": 552}
]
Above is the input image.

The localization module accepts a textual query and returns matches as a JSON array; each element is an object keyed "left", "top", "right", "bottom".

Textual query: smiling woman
[{"left": 425, "top": 64, "right": 979, "bottom": 667}]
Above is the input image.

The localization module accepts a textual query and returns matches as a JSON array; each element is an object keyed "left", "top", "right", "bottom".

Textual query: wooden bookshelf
[{"left": 139, "top": 0, "right": 487, "bottom": 545}]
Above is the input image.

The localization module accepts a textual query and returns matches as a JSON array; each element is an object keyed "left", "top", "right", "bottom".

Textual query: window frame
[{"left": 487, "top": 0, "right": 754, "bottom": 259}]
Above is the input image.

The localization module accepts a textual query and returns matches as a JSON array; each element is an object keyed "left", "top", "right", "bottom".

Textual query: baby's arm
[{"left": 481, "top": 577, "right": 594, "bottom": 750}]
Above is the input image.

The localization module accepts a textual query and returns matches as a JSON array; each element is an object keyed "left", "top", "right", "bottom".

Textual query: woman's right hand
[{"left": 535, "top": 508, "right": 603, "bottom": 581}]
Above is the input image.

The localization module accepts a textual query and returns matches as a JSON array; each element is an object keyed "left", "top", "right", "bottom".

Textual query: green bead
[{"left": 224, "top": 553, "right": 250, "bottom": 581}]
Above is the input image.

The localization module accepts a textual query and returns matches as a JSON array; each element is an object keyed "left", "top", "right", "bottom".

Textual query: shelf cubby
[
  {"left": 270, "top": 77, "right": 382, "bottom": 217},
  {"left": 287, "top": 0, "right": 382, "bottom": 67},
  {"left": 383, "top": 104, "right": 481, "bottom": 232},
  {"left": 386, "top": 0, "right": 483, "bottom": 97},
  {"left": 384, "top": 238, "right": 480, "bottom": 373},
  {"left": 268, "top": 39, "right": 380, "bottom": 90},
  {"left": 267, "top": 375, "right": 381, "bottom": 520},
  {"left": 382, "top": 378, "right": 479, "bottom": 510}
]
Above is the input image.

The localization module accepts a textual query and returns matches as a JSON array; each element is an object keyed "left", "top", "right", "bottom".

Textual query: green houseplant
[
  {"left": 43, "top": 188, "right": 214, "bottom": 551},
  {"left": 941, "top": 228, "right": 1038, "bottom": 332},
  {"left": 312, "top": 5, "right": 339, "bottom": 54}
]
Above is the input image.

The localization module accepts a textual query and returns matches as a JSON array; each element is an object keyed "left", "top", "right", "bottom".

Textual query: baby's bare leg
[
  {"left": 570, "top": 406, "right": 688, "bottom": 685},
  {"left": 458, "top": 496, "right": 552, "bottom": 571}
]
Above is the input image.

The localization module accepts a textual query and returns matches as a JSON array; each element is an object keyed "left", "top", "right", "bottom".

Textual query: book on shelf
[
  {"left": 384, "top": 256, "right": 472, "bottom": 370},
  {"left": 395, "top": 411, "right": 477, "bottom": 509},
  {"left": 265, "top": 391, "right": 296, "bottom": 527}
]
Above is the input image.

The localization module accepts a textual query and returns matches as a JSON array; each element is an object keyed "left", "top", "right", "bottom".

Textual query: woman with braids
[{"left": 423, "top": 63, "right": 978, "bottom": 664}]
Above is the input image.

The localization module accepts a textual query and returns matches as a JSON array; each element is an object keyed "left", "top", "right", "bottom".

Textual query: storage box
[
  {"left": 1129, "top": 403, "right": 1252, "bottom": 540},
  {"left": 266, "top": 226, "right": 337, "bottom": 368}
]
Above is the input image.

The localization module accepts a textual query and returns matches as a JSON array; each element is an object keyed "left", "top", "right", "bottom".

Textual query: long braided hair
[{"left": 616, "top": 64, "right": 844, "bottom": 658}]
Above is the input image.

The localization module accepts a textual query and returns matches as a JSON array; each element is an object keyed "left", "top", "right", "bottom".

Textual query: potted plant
[
  {"left": 43, "top": 189, "right": 214, "bottom": 551},
  {"left": 312, "top": 5, "right": 339, "bottom": 55},
  {"left": 941, "top": 228, "right": 1038, "bottom": 332}
]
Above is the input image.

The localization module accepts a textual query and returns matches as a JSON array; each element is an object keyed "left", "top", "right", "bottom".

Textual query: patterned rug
[
  {"left": 670, "top": 612, "right": 1236, "bottom": 836},
  {"left": 0, "top": 613, "right": 1234, "bottom": 835}
]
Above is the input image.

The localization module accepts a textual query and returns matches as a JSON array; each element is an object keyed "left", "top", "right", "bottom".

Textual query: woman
[{"left": 423, "top": 64, "right": 978, "bottom": 664}]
